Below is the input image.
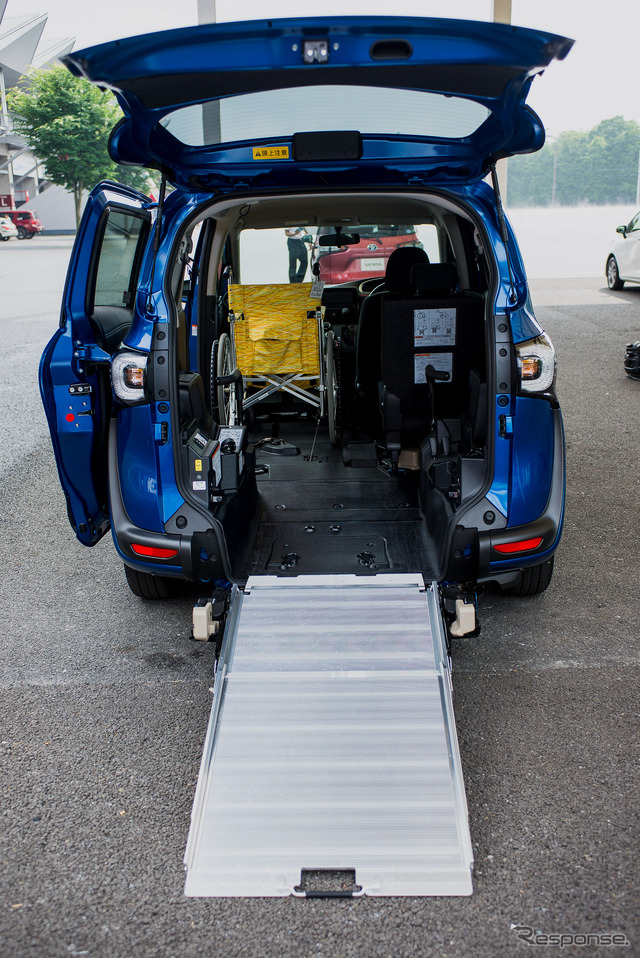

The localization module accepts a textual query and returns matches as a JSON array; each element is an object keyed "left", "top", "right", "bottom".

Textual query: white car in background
[
  {"left": 606, "top": 211, "right": 640, "bottom": 289},
  {"left": 0, "top": 214, "right": 18, "bottom": 241}
]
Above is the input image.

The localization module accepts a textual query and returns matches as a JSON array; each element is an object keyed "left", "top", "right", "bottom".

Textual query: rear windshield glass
[
  {"left": 239, "top": 224, "right": 441, "bottom": 286},
  {"left": 160, "top": 86, "right": 490, "bottom": 147}
]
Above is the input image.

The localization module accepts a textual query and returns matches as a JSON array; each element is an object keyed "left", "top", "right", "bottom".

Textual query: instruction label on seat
[
  {"left": 415, "top": 351, "right": 453, "bottom": 383},
  {"left": 414, "top": 308, "right": 456, "bottom": 346}
]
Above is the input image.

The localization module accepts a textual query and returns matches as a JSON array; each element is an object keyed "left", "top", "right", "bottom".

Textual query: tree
[
  {"left": 8, "top": 65, "right": 157, "bottom": 227},
  {"left": 508, "top": 116, "right": 640, "bottom": 207}
]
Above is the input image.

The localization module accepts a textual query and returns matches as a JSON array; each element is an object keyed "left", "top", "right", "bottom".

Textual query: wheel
[
  {"left": 624, "top": 341, "right": 640, "bottom": 380},
  {"left": 606, "top": 256, "right": 624, "bottom": 290},
  {"left": 325, "top": 330, "right": 338, "bottom": 444},
  {"left": 17, "top": 226, "right": 27, "bottom": 240},
  {"left": 124, "top": 563, "right": 175, "bottom": 600},
  {"left": 216, "top": 332, "right": 238, "bottom": 425},
  {"left": 503, "top": 556, "right": 554, "bottom": 597},
  {"left": 0, "top": 235, "right": 9, "bottom": 242}
]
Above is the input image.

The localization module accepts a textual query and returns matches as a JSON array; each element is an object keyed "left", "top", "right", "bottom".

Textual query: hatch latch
[{"left": 303, "top": 39, "right": 329, "bottom": 64}]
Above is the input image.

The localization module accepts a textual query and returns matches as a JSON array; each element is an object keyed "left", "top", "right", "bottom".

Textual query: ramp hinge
[
  {"left": 192, "top": 589, "right": 230, "bottom": 642},
  {"left": 449, "top": 598, "right": 477, "bottom": 638},
  {"left": 192, "top": 602, "right": 219, "bottom": 641}
]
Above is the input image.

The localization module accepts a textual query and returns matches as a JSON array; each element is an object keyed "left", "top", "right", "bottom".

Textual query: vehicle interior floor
[{"left": 242, "top": 418, "right": 443, "bottom": 580}]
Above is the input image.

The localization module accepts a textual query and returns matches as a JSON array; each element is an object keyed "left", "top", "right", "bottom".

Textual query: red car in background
[
  {"left": 312, "top": 225, "right": 422, "bottom": 284},
  {"left": 8, "top": 209, "right": 43, "bottom": 239}
]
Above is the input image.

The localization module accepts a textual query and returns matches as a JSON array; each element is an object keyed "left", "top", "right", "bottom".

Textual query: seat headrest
[
  {"left": 410, "top": 262, "right": 459, "bottom": 295},
  {"left": 321, "top": 285, "right": 359, "bottom": 308},
  {"left": 384, "top": 246, "right": 430, "bottom": 292}
]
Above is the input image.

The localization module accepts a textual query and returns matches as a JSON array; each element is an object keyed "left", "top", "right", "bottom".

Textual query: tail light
[
  {"left": 494, "top": 537, "right": 543, "bottom": 554},
  {"left": 131, "top": 543, "right": 178, "bottom": 559},
  {"left": 515, "top": 333, "right": 557, "bottom": 394},
  {"left": 111, "top": 350, "right": 148, "bottom": 404}
]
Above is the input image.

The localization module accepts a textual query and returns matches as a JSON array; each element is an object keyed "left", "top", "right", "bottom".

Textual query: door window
[{"left": 93, "top": 209, "right": 147, "bottom": 309}]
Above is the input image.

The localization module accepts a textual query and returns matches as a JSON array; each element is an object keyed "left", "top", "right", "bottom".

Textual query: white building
[{"left": 0, "top": 0, "right": 76, "bottom": 231}]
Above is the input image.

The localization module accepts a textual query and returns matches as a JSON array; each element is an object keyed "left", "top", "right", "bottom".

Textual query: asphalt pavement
[{"left": 0, "top": 237, "right": 638, "bottom": 958}]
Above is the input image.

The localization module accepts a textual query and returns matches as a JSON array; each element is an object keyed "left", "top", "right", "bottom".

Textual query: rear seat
[
  {"left": 90, "top": 305, "right": 133, "bottom": 354},
  {"left": 379, "top": 262, "right": 486, "bottom": 467}
]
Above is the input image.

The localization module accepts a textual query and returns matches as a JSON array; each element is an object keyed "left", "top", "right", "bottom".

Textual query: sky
[{"left": 12, "top": 0, "right": 640, "bottom": 138}]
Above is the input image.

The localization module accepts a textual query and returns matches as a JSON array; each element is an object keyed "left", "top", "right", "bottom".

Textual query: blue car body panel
[
  {"left": 116, "top": 406, "right": 163, "bottom": 532},
  {"left": 39, "top": 184, "right": 151, "bottom": 545},
  {"left": 508, "top": 397, "right": 555, "bottom": 527},
  {"left": 39, "top": 327, "right": 110, "bottom": 546}
]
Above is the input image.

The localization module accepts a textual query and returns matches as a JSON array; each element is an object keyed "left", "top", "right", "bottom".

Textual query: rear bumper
[
  {"left": 107, "top": 419, "right": 187, "bottom": 577},
  {"left": 107, "top": 419, "right": 236, "bottom": 583},
  {"left": 480, "top": 405, "right": 565, "bottom": 575}
]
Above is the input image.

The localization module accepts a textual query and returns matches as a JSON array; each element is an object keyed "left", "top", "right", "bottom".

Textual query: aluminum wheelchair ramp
[{"left": 184, "top": 573, "right": 473, "bottom": 897}]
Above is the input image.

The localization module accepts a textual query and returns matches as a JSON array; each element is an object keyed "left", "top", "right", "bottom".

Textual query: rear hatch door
[{"left": 63, "top": 16, "right": 572, "bottom": 192}]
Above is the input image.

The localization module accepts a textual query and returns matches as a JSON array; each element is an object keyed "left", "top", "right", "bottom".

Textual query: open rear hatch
[{"left": 63, "top": 16, "right": 573, "bottom": 191}]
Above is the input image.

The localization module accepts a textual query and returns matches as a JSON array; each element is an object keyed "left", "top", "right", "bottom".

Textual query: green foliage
[
  {"left": 508, "top": 116, "right": 640, "bottom": 207},
  {"left": 114, "top": 164, "right": 160, "bottom": 195},
  {"left": 8, "top": 65, "right": 156, "bottom": 225}
]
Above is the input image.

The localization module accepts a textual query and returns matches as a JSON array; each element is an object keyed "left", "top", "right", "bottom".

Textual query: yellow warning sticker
[
  {"left": 194, "top": 459, "right": 203, "bottom": 472},
  {"left": 252, "top": 146, "right": 290, "bottom": 161}
]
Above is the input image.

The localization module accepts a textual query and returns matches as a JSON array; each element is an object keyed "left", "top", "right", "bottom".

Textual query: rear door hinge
[{"left": 73, "top": 343, "right": 111, "bottom": 364}]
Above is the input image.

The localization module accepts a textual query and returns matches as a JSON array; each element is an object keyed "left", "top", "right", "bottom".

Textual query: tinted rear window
[{"left": 161, "top": 86, "right": 490, "bottom": 147}]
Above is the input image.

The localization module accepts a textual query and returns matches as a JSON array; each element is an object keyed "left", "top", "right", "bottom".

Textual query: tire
[
  {"left": 0, "top": 235, "right": 9, "bottom": 242},
  {"left": 17, "top": 227, "right": 27, "bottom": 240},
  {"left": 325, "top": 330, "right": 338, "bottom": 444},
  {"left": 503, "top": 556, "right": 554, "bottom": 597},
  {"left": 216, "top": 332, "right": 238, "bottom": 425},
  {"left": 606, "top": 256, "right": 624, "bottom": 290},
  {"left": 124, "top": 563, "right": 175, "bottom": 600}
]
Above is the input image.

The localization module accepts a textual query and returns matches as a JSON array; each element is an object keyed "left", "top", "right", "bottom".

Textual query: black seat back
[
  {"left": 90, "top": 306, "right": 133, "bottom": 354},
  {"left": 380, "top": 263, "right": 485, "bottom": 463},
  {"left": 321, "top": 284, "right": 359, "bottom": 325},
  {"left": 355, "top": 246, "right": 429, "bottom": 435}
]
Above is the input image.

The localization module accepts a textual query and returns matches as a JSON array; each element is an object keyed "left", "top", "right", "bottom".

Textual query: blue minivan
[{"left": 39, "top": 16, "right": 570, "bottom": 601}]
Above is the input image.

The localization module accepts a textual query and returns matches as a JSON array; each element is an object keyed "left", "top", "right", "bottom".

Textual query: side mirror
[{"left": 617, "top": 225, "right": 628, "bottom": 236}]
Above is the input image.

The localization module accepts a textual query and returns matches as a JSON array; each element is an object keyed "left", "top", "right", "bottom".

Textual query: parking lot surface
[{"left": 0, "top": 236, "right": 638, "bottom": 957}]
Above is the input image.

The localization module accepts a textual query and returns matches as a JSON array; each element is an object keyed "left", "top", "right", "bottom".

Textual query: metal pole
[
  {"left": 635, "top": 142, "right": 640, "bottom": 207},
  {"left": 0, "top": 65, "right": 9, "bottom": 132},
  {"left": 197, "top": 0, "right": 217, "bottom": 23},
  {"left": 197, "top": 0, "right": 220, "bottom": 145},
  {"left": 492, "top": 1, "right": 511, "bottom": 204},
  {"left": 492, "top": 0, "right": 512, "bottom": 23}
]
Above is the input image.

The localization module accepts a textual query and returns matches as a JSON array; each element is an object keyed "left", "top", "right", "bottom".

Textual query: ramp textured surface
[{"left": 184, "top": 574, "right": 472, "bottom": 896}]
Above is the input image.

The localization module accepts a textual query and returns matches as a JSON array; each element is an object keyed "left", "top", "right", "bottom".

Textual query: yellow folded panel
[{"left": 229, "top": 284, "right": 321, "bottom": 375}]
